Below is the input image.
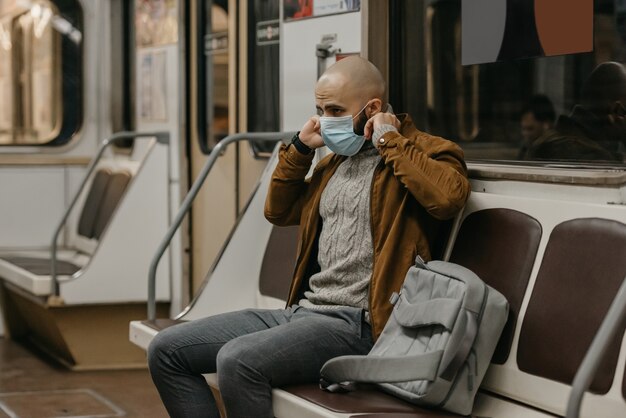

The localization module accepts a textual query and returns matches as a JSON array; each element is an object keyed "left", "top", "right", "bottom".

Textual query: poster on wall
[
  {"left": 139, "top": 51, "right": 168, "bottom": 122},
  {"left": 283, "top": 0, "right": 360, "bottom": 21},
  {"left": 462, "top": 0, "right": 593, "bottom": 65}
]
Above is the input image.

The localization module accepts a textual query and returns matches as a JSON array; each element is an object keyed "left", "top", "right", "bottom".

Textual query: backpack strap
[
  {"left": 320, "top": 349, "right": 444, "bottom": 390},
  {"left": 440, "top": 310, "right": 478, "bottom": 381}
]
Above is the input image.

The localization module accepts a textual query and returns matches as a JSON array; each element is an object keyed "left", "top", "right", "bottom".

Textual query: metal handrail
[
  {"left": 50, "top": 131, "right": 170, "bottom": 297},
  {"left": 566, "top": 275, "right": 626, "bottom": 418},
  {"left": 147, "top": 131, "right": 296, "bottom": 320}
]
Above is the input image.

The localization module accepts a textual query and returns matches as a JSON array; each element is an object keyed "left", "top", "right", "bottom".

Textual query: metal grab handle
[
  {"left": 50, "top": 131, "right": 170, "bottom": 298},
  {"left": 147, "top": 131, "right": 296, "bottom": 320},
  {"left": 566, "top": 275, "right": 626, "bottom": 418}
]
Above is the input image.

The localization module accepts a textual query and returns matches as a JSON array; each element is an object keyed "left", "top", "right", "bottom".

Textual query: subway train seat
[
  {"left": 130, "top": 148, "right": 626, "bottom": 417},
  {"left": 0, "top": 138, "right": 171, "bottom": 369},
  {"left": 0, "top": 168, "right": 129, "bottom": 295}
]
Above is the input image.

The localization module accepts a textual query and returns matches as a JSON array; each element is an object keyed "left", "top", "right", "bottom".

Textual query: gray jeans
[{"left": 148, "top": 305, "right": 374, "bottom": 418}]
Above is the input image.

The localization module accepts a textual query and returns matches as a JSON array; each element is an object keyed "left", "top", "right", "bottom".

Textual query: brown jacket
[{"left": 264, "top": 115, "right": 471, "bottom": 339}]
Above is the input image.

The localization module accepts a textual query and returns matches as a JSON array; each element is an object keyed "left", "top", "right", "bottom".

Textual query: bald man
[
  {"left": 148, "top": 57, "right": 470, "bottom": 418},
  {"left": 528, "top": 61, "right": 626, "bottom": 161}
]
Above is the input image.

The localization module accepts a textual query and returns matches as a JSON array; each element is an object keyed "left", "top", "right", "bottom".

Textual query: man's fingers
[{"left": 364, "top": 119, "right": 374, "bottom": 139}]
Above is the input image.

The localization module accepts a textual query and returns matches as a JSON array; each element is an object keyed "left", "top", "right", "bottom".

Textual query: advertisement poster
[
  {"left": 283, "top": 0, "right": 360, "bottom": 21},
  {"left": 462, "top": 0, "right": 592, "bottom": 65},
  {"left": 139, "top": 51, "right": 168, "bottom": 122}
]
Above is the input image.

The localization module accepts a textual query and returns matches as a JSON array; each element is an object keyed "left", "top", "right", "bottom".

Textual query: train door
[{"left": 188, "top": 0, "right": 238, "bottom": 296}]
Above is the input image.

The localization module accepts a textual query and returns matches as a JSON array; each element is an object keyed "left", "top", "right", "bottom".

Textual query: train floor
[{"left": 0, "top": 338, "right": 168, "bottom": 418}]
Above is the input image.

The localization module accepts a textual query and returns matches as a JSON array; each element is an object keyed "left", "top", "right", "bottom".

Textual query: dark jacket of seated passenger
[
  {"left": 264, "top": 114, "right": 471, "bottom": 340},
  {"left": 527, "top": 106, "right": 624, "bottom": 162}
]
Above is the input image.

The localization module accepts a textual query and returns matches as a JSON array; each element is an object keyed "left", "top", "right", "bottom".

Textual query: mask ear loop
[{"left": 352, "top": 101, "right": 372, "bottom": 120}]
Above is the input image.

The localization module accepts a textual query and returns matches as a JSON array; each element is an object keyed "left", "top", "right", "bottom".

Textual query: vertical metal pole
[{"left": 566, "top": 276, "right": 626, "bottom": 418}]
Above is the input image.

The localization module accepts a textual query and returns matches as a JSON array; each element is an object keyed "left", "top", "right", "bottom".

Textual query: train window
[
  {"left": 197, "top": 0, "right": 230, "bottom": 154},
  {"left": 0, "top": 0, "right": 82, "bottom": 146},
  {"left": 110, "top": 0, "right": 135, "bottom": 150},
  {"left": 390, "top": 0, "right": 626, "bottom": 166},
  {"left": 247, "top": 0, "right": 280, "bottom": 158}
]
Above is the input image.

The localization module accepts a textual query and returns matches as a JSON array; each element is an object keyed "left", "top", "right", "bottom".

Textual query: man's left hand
[{"left": 364, "top": 113, "right": 401, "bottom": 140}]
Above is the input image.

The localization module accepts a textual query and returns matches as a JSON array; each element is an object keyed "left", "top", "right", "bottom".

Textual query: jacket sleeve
[
  {"left": 376, "top": 130, "right": 471, "bottom": 220},
  {"left": 264, "top": 144, "right": 316, "bottom": 226}
]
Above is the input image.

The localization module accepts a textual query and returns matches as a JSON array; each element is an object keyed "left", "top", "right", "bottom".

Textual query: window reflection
[
  {"left": 198, "top": 0, "right": 229, "bottom": 152},
  {"left": 207, "top": 2, "right": 229, "bottom": 146},
  {"left": 247, "top": 0, "right": 280, "bottom": 157},
  {"left": 135, "top": 0, "right": 178, "bottom": 47},
  {"left": 393, "top": 0, "right": 626, "bottom": 165},
  {"left": 0, "top": 0, "right": 82, "bottom": 146},
  {"left": 526, "top": 62, "right": 626, "bottom": 162},
  {"left": 0, "top": 20, "right": 14, "bottom": 143}
]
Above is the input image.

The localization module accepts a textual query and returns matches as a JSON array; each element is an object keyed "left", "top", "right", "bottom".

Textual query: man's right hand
[{"left": 299, "top": 115, "right": 325, "bottom": 149}]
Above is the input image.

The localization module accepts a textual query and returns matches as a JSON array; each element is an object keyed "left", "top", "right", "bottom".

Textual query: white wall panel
[
  {"left": 281, "top": 12, "right": 361, "bottom": 131},
  {"left": 0, "top": 168, "right": 66, "bottom": 249}
]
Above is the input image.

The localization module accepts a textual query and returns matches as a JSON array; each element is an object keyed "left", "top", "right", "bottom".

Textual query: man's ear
[{"left": 366, "top": 98, "right": 384, "bottom": 118}]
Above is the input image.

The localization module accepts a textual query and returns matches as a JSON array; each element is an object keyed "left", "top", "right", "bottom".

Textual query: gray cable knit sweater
[{"left": 299, "top": 145, "right": 381, "bottom": 311}]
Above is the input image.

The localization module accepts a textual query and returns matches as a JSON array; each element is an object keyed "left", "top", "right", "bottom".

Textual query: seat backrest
[
  {"left": 517, "top": 218, "right": 626, "bottom": 394},
  {"left": 449, "top": 208, "right": 542, "bottom": 364},
  {"left": 259, "top": 225, "right": 299, "bottom": 301},
  {"left": 92, "top": 170, "right": 132, "bottom": 240},
  {"left": 77, "top": 168, "right": 112, "bottom": 239}
]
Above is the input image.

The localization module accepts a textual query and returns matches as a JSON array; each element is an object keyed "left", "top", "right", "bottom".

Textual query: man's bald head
[
  {"left": 317, "top": 56, "right": 386, "bottom": 103},
  {"left": 581, "top": 61, "right": 626, "bottom": 115}
]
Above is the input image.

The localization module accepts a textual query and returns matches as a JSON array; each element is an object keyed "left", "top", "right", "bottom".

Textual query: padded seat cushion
[
  {"left": 517, "top": 218, "right": 626, "bottom": 394},
  {"left": 284, "top": 384, "right": 464, "bottom": 416},
  {"left": 77, "top": 169, "right": 112, "bottom": 239},
  {"left": 449, "top": 208, "right": 541, "bottom": 364},
  {"left": 259, "top": 226, "right": 299, "bottom": 300},
  {"left": 93, "top": 171, "right": 132, "bottom": 240},
  {"left": 1, "top": 256, "right": 81, "bottom": 276}
]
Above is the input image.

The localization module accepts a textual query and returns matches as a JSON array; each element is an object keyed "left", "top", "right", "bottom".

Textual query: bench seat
[
  {"left": 203, "top": 374, "right": 466, "bottom": 418},
  {"left": 132, "top": 316, "right": 464, "bottom": 417},
  {"left": 0, "top": 250, "right": 89, "bottom": 295},
  {"left": 130, "top": 146, "right": 626, "bottom": 417},
  {"left": 203, "top": 375, "right": 559, "bottom": 417}
]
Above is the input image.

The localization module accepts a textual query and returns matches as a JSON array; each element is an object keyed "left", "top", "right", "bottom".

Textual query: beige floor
[{"left": 0, "top": 338, "right": 169, "bottom": 418}]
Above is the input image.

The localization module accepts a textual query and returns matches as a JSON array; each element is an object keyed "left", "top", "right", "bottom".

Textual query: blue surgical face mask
[{"left": 319, "top": 103, "right": 369, "bottom": 156}]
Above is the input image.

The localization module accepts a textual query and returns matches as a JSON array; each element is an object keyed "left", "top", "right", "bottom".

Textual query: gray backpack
[{"left": 320, "top": 256, "right": 509, "bottom": 415}]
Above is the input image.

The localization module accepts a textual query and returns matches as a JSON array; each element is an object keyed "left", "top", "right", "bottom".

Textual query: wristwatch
[{"left": 290, "top": 131, "right": 313, "bottom": 155}]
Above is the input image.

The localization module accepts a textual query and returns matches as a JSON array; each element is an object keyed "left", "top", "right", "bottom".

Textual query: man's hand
[
  {"left": 299, "top": 115, "right": 325, "bottom": 149},
  {"left": 364, "top": 112, "right": 401, "bottom": 140}
]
